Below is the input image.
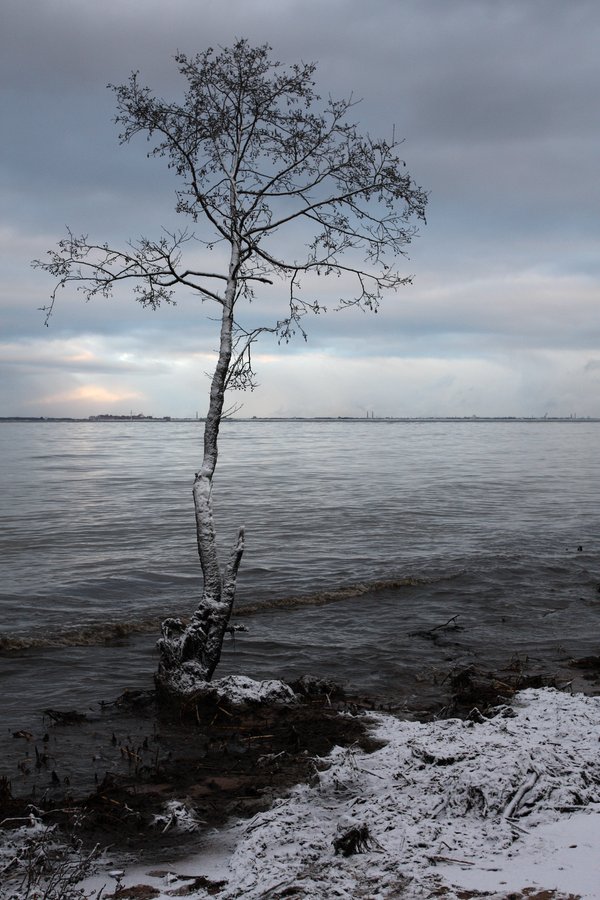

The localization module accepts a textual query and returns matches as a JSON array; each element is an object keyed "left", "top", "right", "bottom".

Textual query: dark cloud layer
[{"left": 2, "top": 0, "right": 600, "bottom": 416}]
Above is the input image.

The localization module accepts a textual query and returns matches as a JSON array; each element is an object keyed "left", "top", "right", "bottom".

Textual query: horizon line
[{"left": 1, "top": 414, "right": 599, "bottom": 424}]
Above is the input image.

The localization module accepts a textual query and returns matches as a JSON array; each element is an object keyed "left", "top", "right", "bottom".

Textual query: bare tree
[{"left": 33, "top": 40, "right": 427, "bottom": 699}]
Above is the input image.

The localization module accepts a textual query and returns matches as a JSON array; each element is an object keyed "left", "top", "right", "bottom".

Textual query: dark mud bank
[{"left": 2, "top": 655, "right": 600, "bottom": 862}]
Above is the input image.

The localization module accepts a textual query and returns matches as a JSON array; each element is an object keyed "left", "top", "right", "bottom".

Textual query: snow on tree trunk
[{"left": 156, "top": 243, "right": 245, "bottom": 699}]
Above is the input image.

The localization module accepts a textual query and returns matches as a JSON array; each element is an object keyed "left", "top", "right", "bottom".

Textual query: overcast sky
[{"left": 2, "top": 0, "right": 599, "bottom": 418}]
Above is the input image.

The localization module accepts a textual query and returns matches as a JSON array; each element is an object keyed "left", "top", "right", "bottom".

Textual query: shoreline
[
  {"left": 2, "top": 658, "right": 600, "bottom": 897},
  {"left": 3, "top": 650, "right": 600, "bottom": 808},
  {"left": 0, "top": 679, "right": 600, "bottom": 900}
]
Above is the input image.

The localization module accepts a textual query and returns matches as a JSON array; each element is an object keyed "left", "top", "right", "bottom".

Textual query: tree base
[{"left": 155, "top": 668, "right": 298, "bottom": 710}]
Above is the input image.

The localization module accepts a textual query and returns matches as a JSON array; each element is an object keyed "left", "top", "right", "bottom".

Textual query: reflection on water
[{"left": 1, "top": 420, "right": 599, "bottom": 735}]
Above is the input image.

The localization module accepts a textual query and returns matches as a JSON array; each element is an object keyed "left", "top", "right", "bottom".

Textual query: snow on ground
[{"left": 58, "top": 688, "right": 600, "bottom": 897}]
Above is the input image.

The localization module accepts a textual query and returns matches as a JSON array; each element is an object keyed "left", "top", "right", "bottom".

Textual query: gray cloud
[{"left": 2, "top": 0, "right": 600, "bottom": 416}]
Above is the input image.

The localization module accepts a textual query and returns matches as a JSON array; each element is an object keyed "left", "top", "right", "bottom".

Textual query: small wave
[
  {"left": 0, "top": 618, "right": 163, "bottom": 652},
  {"left": 234, "top": 573, "right": 461, "bottom": 616},
  {"left": 0, "top": 573, "right": 463, "bottom": 652}
]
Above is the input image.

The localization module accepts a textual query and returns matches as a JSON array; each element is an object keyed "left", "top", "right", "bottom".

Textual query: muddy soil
[
  {"left": 2, "top": 654, "right": 600, "bottom": 864},
  {"left": 0, "top": 679, "right": 383, "bottom": 861}
]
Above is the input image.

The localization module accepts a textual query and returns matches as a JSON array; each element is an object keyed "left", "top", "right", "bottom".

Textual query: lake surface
[{"left": 1, "top": 419, "right": 599, "bottom": 762}]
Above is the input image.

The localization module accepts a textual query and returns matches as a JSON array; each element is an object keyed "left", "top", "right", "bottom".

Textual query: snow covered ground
[{"left": 9, "top": 686, "right": 600, "bottom": 899}]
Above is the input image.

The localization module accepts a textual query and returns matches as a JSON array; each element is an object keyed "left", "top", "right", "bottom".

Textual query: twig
[
  {"left": 354, "top": 764, "right": 386, "bottom": 780},
  {"left": 409, "top": 615, "right": 460, "bottom": 638},
  {"left": 428, "top": 854, "right": 475, "bottom": 866},
  {"left": 427, "top": 614, "right": 460, "bottom": 634}
]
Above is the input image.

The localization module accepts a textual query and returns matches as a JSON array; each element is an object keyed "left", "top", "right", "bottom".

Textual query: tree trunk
[{"left": 156, "top": 242, "right": 245, "bottom": 698}]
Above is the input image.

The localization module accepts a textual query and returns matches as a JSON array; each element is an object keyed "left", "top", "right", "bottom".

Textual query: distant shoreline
[{"left": 1, "top": 415, "right": 599, "bottom": 424}]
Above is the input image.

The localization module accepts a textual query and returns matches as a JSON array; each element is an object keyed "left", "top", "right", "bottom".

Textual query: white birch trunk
[{"left": 156, "top": 240, "right": 245, "bottom": 698}]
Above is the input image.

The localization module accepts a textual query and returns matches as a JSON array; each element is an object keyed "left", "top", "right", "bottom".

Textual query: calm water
[{"left": 1, "top": 420, "right": 599, "bottom": 747}]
